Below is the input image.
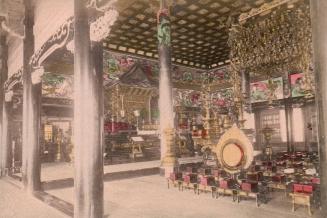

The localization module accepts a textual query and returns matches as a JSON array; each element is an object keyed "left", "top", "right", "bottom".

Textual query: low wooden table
[{"left": 290, "top": 192, "right": 312, "bottom": 216}]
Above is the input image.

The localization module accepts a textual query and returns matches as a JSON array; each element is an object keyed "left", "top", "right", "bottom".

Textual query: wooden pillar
[
  {"left": 285, "top": 100, "right": 293, "bottom": 152},
  {"left": 157, "top": 0, "right": 176, "bottom": 177},
  {"left": 310, "top": 0, "right": 327, "bottom": 215},
  {"left": 148, "top": 95, "right": 152, "bottom": 124},
  {"left": 2, "top": 98, "right": 12, "bottom": 174},
  {"left": 21, "top": 0, "right": 41, "bottom": 192},
  {"left": 0, "top": 35, "right": 7, "bottom": 176},
  {"left": 73, "top": 0, "right": 104, "bottom": 217},
  {"left": 241, "top": 71, "right": 251, "bottom": 112},
  {"left": 283, "top": 73, "right": 293, "bottom": 153},
  {"left": 1, "top": 37, "right": 12, "bottom": 173},
  {"left": 1, "top": 35, "right": 12, "bottom": 174},
  {"left": 253, "top": 109, "right": 262, "bottom": 150},
  {"left": 302, "top": 104, "right": 308, "bottom": 151}
]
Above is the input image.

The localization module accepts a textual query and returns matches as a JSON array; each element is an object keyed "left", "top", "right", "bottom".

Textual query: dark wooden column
[
  {"left": 2, "top": 97, "right": 12, "bottom": 174},
  {"left": 22, "top": 0, "right": 41, "bottom": 192},
  {"left": 74, "top": 0, "right": 104, "bottom": 217},
  {"left": 310, "top": 0, "right": 327, "bottom": 215},
  {"left": 253, "top": 108, "right": 262, "bottom": 150},
  {"left": 157, "top": 0, "right": 176, "bottom": 177},
  {"left": 284, "top": 100, "right": 293, "bottom": 152},
  {"left": 241, "top": 71, "right": 250, "bottom": 110},
  {"left": 283, "top": 74, "right": 293, "bottom": 153},
  {"left": 0, "top": 34, "right": 11, "bottom": 174},
  {"left": 0, "top": 35, "right": 7, "bottom": 176}
]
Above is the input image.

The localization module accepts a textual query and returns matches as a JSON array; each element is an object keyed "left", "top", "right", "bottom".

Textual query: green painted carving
[
  {"left": 182, "top": 72, "right": 193, "bottom": 82},
  {"left": 157, "top": 9, "right": 171, "bottom": 46},
  {"left": 42, "top": 73, "right": 65, "bottom": 86},
  {"left": 42, "top": 73, "right": 73, "bottom": 98}
]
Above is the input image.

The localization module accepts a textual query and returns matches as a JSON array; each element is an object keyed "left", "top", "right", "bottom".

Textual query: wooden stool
[
  {"left": 217, "top": 188, "right": 237, "bottom": 201},
  {"left": 290, "top": 193, "right": 312, "bottom": 216},
  {"left": 182, "top": 174, "right": 198, "bottom": 194},
  {"left": 238, "top": 182, "right": 259, "bottom": 207},
  {"left": 197, "top": 176, "right": 216, "bottom": 198},
  {"left": 238, "top": 190, "right": 259, "bottom": 207},
  {"left": 167, "top": 172, "right": 183, "bottom": 190}
]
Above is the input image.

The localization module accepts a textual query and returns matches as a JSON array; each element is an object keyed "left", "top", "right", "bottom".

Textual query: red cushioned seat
[
  {"left": 219, "top": 179, "right": 232, "bottom": 189},
  {"left": 241, "top": 182, "right": 258, "bottom": 192},
  {"left": 170, "top": 172, "right": 182, "bottom": 181},
  {"left": 311, "top": 177, "right": 320, "bottom": 184},
  {"left": 293, "top": 184, "right": 314, "bottom": 194}
]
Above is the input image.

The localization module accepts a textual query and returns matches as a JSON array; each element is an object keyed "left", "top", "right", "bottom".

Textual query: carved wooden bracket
[
  {"left": 30, "top": 17, "right": 74, "bottom": 68},
  {"left": 4, "top": 67, "right": 22, "bottom": 92}
]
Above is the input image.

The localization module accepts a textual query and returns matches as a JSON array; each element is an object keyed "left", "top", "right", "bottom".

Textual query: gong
[
  {"left": 215, "top": 125, "right": 254, "bottom": 174},
  {"left": 221, "top": 143, "right": 244, "bottom": 168}
]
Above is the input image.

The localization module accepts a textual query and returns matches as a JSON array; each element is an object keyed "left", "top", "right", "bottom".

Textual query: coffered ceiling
[{"left": 104, "top": 0, "right": 275, "bottom": 69}]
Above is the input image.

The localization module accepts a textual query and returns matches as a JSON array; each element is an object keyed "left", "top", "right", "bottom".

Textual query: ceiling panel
[{"left": 104, "top": 0, "right": 274, "bottom": 69}]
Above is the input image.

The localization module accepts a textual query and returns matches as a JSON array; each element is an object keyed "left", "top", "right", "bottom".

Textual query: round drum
[{"left": 221, "top": 143, "right": 244, "bottom": 168}]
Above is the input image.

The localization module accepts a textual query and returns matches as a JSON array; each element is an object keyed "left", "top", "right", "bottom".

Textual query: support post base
[{"left": 160, "top": 156, "right": 178, "bottom": 178}]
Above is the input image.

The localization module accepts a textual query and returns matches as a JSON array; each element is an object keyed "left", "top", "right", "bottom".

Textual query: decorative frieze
[{"left": 4, "top": 67, "right": 22, "bottom": 92}]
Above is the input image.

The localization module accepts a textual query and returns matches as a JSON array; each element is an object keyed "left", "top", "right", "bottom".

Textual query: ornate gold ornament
[
  {"left": 229, "top": 2, "right": 313, "bottom": 99},
  {"left": 215, "top": 125, "right": 254, "bottom": 174},
  {"left": 260, "top": 126, "right": 275, "bottom": 160},
  {"left": 161, "top": 127, "right": 177, "bottom": 166},
  {"left": 266, "top": 78, "right": 278, "bottom": 105},
  {"left": 228, "top": 60, "right": 244, "bottom": 127},
  {"left": 239, "top": 0, "right": 296, "bottom": 23}
]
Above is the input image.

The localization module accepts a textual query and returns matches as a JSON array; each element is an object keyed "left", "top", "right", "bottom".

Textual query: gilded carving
[
  {"left": 161, "top": 128, "right": 177, "bottom": 166},
  {"left": 239, "top": 0, "right": 294, "bottom": 23},
  {"left": 230, "top": 4, "right": 313, "bottom": 97}
]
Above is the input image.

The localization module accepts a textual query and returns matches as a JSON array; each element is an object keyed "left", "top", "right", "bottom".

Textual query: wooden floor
[{"left": 46, "top": 175, "right": 320, "bottom": 218}]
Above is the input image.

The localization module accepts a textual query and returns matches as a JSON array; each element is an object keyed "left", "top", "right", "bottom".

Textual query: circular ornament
[{"left": 221, "top": 143, "right": 244, "bottom": 168}]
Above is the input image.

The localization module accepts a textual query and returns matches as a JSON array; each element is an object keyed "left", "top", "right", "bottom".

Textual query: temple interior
[{"left": 0, "top": 0, "right": 327, "bottom": 217}]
